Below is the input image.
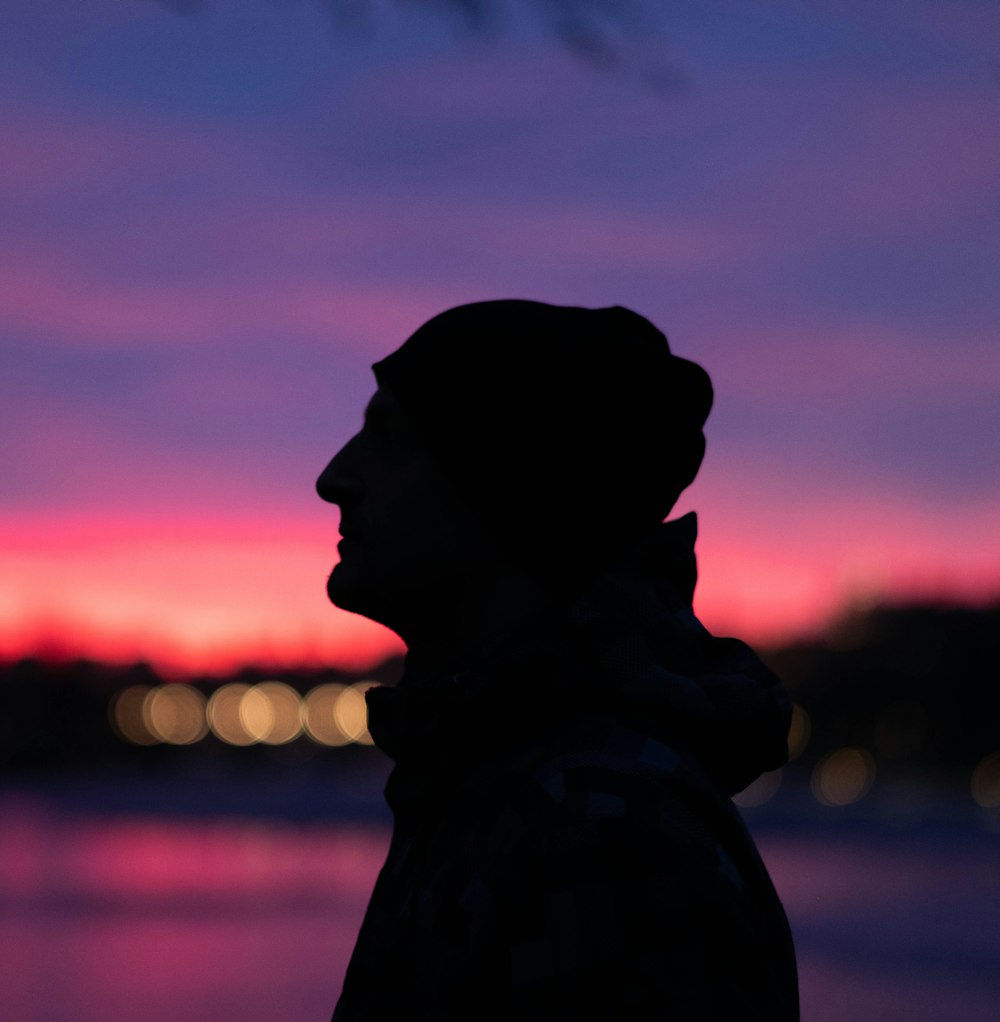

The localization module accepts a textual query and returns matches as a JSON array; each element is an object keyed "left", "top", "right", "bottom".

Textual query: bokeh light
[
  {"left": 255, "top": 681, "right": 303, "bottom": 745},
  {"left": 110, "top": 685, "right": 158, "bottom": 745},
  {"left": 811, "top": 747, "right": 876, "bottom": 807},
  {"left": 207, "top": 683, "right": 256, "bottom": 746},
  {"left": 112, "top": 680, "right": 381, "bottom": 747},
  {"left": 302, "top": 682, "right": 378, "bottom": 746},
  {"left": 334, "top": 683, "right": 377, "bottom": 745},
  {"left": 238, "top": 685, "right": 275, "bottom": 742},
  {"left": 302, "top": 683, "right": 351, "bottom": 746},
  {"left": 971, "top": 752, "right": 1000, "bottom": 809},
  {"left": 143, "top": 684, "right": 208, "bottom": 745}
]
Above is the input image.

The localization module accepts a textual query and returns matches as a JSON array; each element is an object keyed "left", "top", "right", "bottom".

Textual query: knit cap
[{"left": 372, "top": 299, "right": 713, "bottom": 596}]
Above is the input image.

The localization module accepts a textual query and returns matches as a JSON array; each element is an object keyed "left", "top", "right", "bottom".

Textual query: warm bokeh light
[
  {"left": 255, "top": 681, "right": 304, "bottom": 745},
  {"left": 733, "top": 768, "right": 782, "bottom": 809},
  {"left": 209, "top": 681, "right": 306, "bottom": 745},
  {"left": 239, "top": 686, "right": 277, "bottom": 743},
  {"left": 110, "top": 685, "right": 158, "bottom": 746},
  {"left": 302, "top": 684, "right": 352, "bottom": 746},
  {"left": 334, "top": 683, "right": 378, "bottom": 745},
  {"left": 301, "top": 682, "right": 378, "bottom": 746},
  {"left": 112, "top": 680, "right": 381, "bottom": 747},
  {"left": 811, "top": 747, "right": 876, "bottom": 807},
  {"left": 971, "top": 753, "right": 1000, "bottom": 809},
  {"left": 787, "top": 704, "right": 810, "bottom": 761},
  {"left": 207, "top": 684, "right": 257, "bottom": 746},
  {"left": 144, "top": 683, "right": 208, "bottom": 745}
]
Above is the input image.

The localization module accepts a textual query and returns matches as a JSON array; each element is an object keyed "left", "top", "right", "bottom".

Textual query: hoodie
[{"left": 331, "top": 514, "right": 799, "bottom": 1021}]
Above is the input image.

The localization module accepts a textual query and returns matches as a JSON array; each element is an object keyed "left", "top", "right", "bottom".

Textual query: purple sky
[{"left": 2, "top": 0, "right": 999, "bottom": 670}]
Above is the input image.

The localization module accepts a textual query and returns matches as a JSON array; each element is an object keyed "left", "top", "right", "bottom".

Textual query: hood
[
  {"left": 366, "top": 513, "right": 791, "bottom": 797},
  {"left": 562, "top": 512, "right": 792, "bottom": 794}
]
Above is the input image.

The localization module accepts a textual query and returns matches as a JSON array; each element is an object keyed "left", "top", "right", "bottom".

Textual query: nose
[{"left": 316, "top": 442, "right": 363, "bottom": 506}]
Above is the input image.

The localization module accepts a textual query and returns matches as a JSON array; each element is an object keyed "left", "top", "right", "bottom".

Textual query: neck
[{"left": 397, "top": 568, "right": 557, "bottom": 685}]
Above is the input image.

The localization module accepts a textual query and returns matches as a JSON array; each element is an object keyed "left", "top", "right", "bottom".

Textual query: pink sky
[{"left": 2, "top": 0, "right": 998, "bottom": 673}]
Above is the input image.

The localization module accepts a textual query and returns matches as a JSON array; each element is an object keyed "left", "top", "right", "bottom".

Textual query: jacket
[{"left": 332, "top": 513, "right": 799, "bottom": 1021}]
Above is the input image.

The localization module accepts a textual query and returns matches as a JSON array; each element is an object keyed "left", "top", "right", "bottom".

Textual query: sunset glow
[
  {"left": 2, "top": 0, "right": 998, "bottom": 673},
  {"left": 1, "top": 499, "right": 997, "bottom": 674}
]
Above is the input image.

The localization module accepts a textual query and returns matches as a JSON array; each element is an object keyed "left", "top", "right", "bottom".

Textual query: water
[{"left": 1, "top": 786, "right": 998, "bottom": 1021}]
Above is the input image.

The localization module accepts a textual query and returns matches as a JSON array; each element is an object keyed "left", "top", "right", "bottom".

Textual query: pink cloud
[
  {"left": 4, "top": 68, "right": 996, "bottom": 369},
  {"left": 0, "top": 253, "right": 446, "bottom": 353},
  {"left": 691, "top": 318, "right": 1000, "bottom": 404},
  {"left": 0, "top": 105, "right": 225, "bottom": 197},
  {"left": 445, "top": 201, "right": 754, "bottom": 270}
]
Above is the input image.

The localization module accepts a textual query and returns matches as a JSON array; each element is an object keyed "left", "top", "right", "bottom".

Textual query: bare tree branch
[{"left": 152, "top": 0, "right": 684, "bottom": 93}]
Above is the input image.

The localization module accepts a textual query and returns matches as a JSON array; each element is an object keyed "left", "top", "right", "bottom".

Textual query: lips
[{"left": 337, "top": 528, "right": 358, "bottom": 549}]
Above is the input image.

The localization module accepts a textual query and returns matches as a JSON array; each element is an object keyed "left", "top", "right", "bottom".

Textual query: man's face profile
[
  {"left": 315, "top": 386, "right": 497, "bottom": 634},
  {"left": 314, "top": 300, "right": 714, "bottom": 652}
]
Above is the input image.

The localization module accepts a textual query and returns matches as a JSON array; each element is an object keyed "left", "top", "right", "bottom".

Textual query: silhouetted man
[{"left": 317, "top": 300, "right": 799, "bottom": 1021}]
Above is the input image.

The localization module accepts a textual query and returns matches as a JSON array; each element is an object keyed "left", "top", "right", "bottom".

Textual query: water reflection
[
  {"left": 1, "top": 795, "right": 998, "bottom": 1022},
  {"left": 0, "top": 797, "right": 385, "bottom": 1022}
]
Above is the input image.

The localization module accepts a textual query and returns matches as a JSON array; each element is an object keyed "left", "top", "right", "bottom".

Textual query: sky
[{"left": 1, "top": 0, "right": 998, "bottom": 674}]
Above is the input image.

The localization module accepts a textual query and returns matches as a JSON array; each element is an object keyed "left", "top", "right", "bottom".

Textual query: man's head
[{"left": 316, "top": 299, "right": 712, "bottom": 629}]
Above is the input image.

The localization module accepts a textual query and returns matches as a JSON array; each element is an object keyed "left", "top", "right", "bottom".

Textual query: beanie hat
[{"left": 371, "top": 299, "right": 713, "bottom": 595}]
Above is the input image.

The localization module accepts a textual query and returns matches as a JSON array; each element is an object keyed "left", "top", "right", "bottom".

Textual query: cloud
[
  {"left": 0, "top": 253, "right": 444, "bottom": 351},
  {"left": 0, "top": 104, "right": 224, "bottom": 198}
]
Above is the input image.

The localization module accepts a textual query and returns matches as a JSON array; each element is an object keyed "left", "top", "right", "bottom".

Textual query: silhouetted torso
[
  {"left": 317, "top": 300, "right": 798, "bottom": 1019},
  {"left": 331, "top": 515, "right": 798, "bottom": 1021}
]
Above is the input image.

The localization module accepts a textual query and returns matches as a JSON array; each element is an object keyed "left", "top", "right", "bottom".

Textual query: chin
[
  {"left": 326, "top": 564, "right": 380, "bottom": 620},
  {"left": 326, "top": 563, "right": 358, "bottom": 609},
  {"left": 326, "top": 565, "right": 412, "bottom": 641}
]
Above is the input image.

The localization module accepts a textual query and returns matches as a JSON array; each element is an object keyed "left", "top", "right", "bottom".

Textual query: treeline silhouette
[
  {"left": 2, "top": 597, "right": 997, "bottom": 781},
  {"left": 760, "top": 597, "right": 1000, "bottom": 777}
]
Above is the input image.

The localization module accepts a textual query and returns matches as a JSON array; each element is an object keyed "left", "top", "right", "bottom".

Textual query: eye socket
[
  {"left": 362, "top": 414, "right": 393, "bottom": 447},
  {"left": 361, "top": 392, "right": 417, "bottom": 462},
  {"left": 362, "top": 403, "right": 392, "bottom": 434},
  {"left": 361, "top": 412, "right": 414, "bottom": 464}
]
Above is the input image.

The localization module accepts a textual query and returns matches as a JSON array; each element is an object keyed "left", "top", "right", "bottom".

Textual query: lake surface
[{"left": 1, "top": 782, "right": 998, "bottom": 1021}]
